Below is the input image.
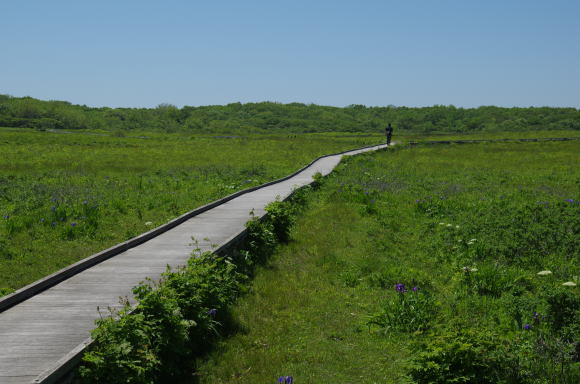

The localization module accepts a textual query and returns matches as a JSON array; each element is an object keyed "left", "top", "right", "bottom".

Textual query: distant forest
[{"left": 1, "top": 94, "right": 579, "bottom": 133}]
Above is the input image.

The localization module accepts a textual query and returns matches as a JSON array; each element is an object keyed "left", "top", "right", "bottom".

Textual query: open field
[
  {"left": 197, "top": 141, "right": 579, "bottom": 383},
  {"left": 0, "top": 128, "right": 378, "bottom": 293}
]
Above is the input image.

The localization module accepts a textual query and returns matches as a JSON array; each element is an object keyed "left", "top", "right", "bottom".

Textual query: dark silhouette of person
[{"left": 385, "top": 123, "right": 393, "bottom": 145}]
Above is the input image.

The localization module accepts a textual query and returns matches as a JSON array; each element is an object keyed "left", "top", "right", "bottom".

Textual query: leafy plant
[{"left": 368, "top": 284, "right": 435, "bottom": 333}]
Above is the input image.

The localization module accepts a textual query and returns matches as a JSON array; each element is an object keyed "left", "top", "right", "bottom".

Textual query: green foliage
[
  {"left": 410, "top": 329, "right": 507, "bottom": 383},
  {"left": 79, "top": 252, "right": 243, "bottom": 383},
  {"left": 2, "top": 94, "right": 579, "bottom": 134},
  {"left": 80, "top": 195, "right": 299, "bottom": 382},
  {"left": 265, "top": 200, "right": 295, "bottom": 243},
  {"left": 544, "top": 287, "right": 580, "bottom": 332},
  {"left": 368, "top": 286, "right": 435, "bottom": 333}
]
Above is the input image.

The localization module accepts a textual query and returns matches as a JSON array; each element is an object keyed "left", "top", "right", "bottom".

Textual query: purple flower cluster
[
  {"left": 523, "top": 324, "right": 532, "bottom": 330},
  {"left": 394, "top": 284, "right": 419, "bottom": 293},
  {"left": 395, "top": 283, "right": 406, "bottom": 293},
  {"left": 278, "top": 376, "right": 293, "bottom": 384}
]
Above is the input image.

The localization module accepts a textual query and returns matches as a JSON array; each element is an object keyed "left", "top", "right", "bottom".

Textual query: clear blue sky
[{"left": 1, "top": 0, "right": 579, "bottom": 108}]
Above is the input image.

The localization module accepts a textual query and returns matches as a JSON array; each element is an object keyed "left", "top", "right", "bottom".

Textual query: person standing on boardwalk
[{"left": 385, "top": 123, "right": 393, "bottom": 145}]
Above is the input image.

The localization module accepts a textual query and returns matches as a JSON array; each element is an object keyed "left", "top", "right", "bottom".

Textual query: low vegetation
[
  {"left": 0, "top": 129, "right": 374, "bottom": 293},
  {"left": 197, "top": 141, "right": 579, "bottom": 383}
]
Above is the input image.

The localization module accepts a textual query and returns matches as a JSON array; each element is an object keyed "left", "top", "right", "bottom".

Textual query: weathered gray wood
[{"left": 0, "top": 143, "right": 387, "bottom": 384}]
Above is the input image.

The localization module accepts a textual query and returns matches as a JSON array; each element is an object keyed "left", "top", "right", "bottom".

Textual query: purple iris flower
[
  {"left": 278, "top": 377, "right": 285, "bottom": 383},
  {"left": 412, "top": 286, "right": 419, "bottom": 292},
  {"left": 71, "top": 222, "right": 77, "bottom": 227},
  {"left": 523, "top": 324, "right": 532, "bottom": 330},
  {"left": 395, "top": 283, "right": 406, "bottom": 293},
  {"left": 207, "top": 308, "right": 217, "bottom": 317},
  {"left": 285, "top": 376, "right": 293, "bottom": 384}
]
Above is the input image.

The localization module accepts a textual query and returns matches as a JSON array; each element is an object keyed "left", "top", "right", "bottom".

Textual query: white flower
[
  {"left": 537, "top": 270, "right": 552, "bottom": 276},
  {"left": 455, "top": 225, "right": 460, "bottom": 229},
  {"left": 562, "top": 281, "right": 577, "bottom": 287},
  {"left": 439, "top": 222, "right": 445, "bottom": 225},
  {"left": 145, "top": 221, "right": 153, "bottom": 226},
  {"left": 462, "top": 266, "right": 477, "bottom": 272},
  {"left": 447, "top": 224, "right": 452, "bottom": 227},
  {"left": 469, "top": 239, "right": 477, "bottom": 242}
]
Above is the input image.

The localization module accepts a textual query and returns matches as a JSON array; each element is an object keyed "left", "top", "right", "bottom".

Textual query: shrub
[
  {"left": 265, "top": 200, "right": 295, "bottom": 243},
  {"left": 409, "top": 329, "right": 506, "bottom": 384},
  {"left": 79, "top": 252, "right": 243, "bottom": 383}
]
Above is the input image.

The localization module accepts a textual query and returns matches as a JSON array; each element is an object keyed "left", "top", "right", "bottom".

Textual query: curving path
[{"left": 0, "top": 143, "right": 388, "bottom": 384}]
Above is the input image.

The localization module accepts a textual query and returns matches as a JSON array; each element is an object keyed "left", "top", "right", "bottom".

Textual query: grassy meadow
[
  {"left": 0, "top": 128, "right": 379, "bottom": 293},
  {"left": 197, "top": 141, "right": 579, "bottom": 383}
]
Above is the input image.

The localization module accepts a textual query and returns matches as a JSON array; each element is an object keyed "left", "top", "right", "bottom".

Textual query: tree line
[{"left": 1, "top": 94, "right": 579, "bottom": 133}]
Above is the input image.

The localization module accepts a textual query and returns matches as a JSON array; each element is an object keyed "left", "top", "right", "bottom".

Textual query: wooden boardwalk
[{"left": 0, "top": 143, "right": 388, "bottom": 384}]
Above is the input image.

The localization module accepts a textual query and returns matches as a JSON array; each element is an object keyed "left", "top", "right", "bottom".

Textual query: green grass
[
  {"left": 197, "top": 140, "right": 579, "bottom": 383},
  {"left": 0, "top": 128, "right": 379, "bottom": 292}
]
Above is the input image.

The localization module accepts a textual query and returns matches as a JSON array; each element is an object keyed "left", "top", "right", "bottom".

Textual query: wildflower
[
  {"left": 562, "top": 281, "right": 577, "bottom": 287},
  {"left": 145, "top": 221, "right": 153, "bottom": 226},
  {"left": 439, "top": 222, "right": 445, "bottom": 225},
  {"left": 455, "top": 225, "right": 460, "bottom": 229},
  {"left": 2, "top": 215, "right": 8, "bottom": 220},
  {"left": 537, "top": 270, "right": 552, "bottom": 276},
  {"left": 71, "top": 222, "right": 77, "bottom": 227},
  {"left": 523, "top": 324, "right": 532, "bottom": 330},
  {"left": 395, "top": 283, "right": 406, "bottom": 293},
  {"left": 207, "top": 308, "right": 217, "bottom": 317},
  {"left": 412, "top": 286, "right": 419, "bottom": 292},
  {"left": 565, "top": 198, "right": 574, "bottom": 203},
  {"left": 285, "top": 377, "right": 293, "bottom": 384},
  {"left": 469, "top": 239, "right": 476, "bottom": 242},
  {"left": 533, "top": 312, "right": 541, "bottom": 323},
  {"left": 447, "top": 224, "right": 452, "bottom": 227}
]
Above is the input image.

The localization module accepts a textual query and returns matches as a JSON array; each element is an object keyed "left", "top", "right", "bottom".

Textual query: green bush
[
  {"left": 265, "top": 200, "right": 295, "bottom": 243},
  {"left": 79, "top": 252, "right": 243, "bottom": 383},
  {"left": 410, "top": 329, "right": 507, "bottom": 384}
]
